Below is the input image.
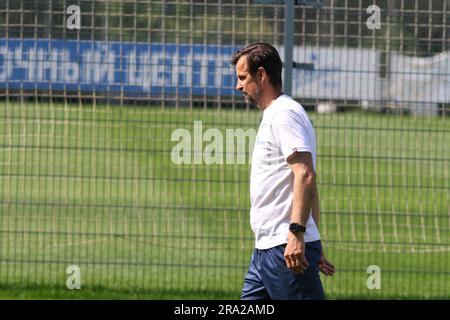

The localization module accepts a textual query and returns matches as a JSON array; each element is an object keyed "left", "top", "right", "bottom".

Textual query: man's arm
[
  {"left": 285, "top": 151, "right": 336, "bottom": 275},
  {"left": 284, "top": 151, "right": 316, "bottom": 274},
  {"left": 288, "top": 151, "right": 316, "bottom": 227}
]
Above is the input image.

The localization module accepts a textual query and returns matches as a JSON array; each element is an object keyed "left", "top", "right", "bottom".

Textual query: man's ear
[{"left": 258, "top": 67, "right": 266, "bottom": 83}]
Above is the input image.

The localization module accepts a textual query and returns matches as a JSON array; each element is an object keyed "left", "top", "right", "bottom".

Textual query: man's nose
[{"left": 236, "top": 81, "right": 242, "bottom": 91}]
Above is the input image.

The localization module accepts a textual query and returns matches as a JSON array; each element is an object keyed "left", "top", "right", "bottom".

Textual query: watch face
[{"left": 290, "top": 223, "right": 305, "bottom": 233}]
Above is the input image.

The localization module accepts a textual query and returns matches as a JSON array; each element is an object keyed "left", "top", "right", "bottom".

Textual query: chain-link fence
[{"left": 0, "top": 0, "right": 449, "bottom": 299}]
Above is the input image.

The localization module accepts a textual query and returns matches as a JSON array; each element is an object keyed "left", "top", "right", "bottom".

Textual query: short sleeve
[{"left": 272, "top": 109, "right": 313, "bottom": 161}]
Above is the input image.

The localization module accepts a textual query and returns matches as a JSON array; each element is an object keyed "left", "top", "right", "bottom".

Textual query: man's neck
[{"left": 258, "top": 89, "right": 283, "bottom": 111}]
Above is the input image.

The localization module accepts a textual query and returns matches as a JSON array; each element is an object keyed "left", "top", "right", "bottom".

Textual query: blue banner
[{"left": 0, "top": 38, "right": 239, "bottom": 96}]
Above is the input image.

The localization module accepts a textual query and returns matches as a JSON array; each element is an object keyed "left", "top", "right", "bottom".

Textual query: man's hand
[
  {"left": 318, "top": 250, "right": 336, "bottom": 276},
  {"left": 284, "top": 232, "right": 309, "bottom": 274}
]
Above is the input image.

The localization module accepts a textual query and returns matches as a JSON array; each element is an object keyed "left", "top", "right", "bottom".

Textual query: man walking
[{"left": 231, "top": 43, "right": 335, "bottom": 300}]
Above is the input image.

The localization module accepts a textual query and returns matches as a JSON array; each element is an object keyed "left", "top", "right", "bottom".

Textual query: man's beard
[{"left": 244, "top": 87, "right": 262, "bottom": 107}]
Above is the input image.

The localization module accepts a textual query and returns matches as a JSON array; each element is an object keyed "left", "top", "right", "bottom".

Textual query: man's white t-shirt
[{"left": 250, "top": 94, "right": 321, "bottom": 250}]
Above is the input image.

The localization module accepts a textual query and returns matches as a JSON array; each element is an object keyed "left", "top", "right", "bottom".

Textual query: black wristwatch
[{"left": 289, "top": 223, "right": 306, "bottom": 234}]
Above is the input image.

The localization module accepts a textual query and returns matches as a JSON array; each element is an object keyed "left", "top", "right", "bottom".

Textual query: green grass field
[{"left": 0, "top": 101, "right": 449, "bottom": 299}]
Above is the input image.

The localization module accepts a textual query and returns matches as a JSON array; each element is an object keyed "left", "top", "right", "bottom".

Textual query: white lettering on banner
[
  {"left": 139, "top": 51, "right": 153, "bottom": 89},
  {"left": 10, "top": 47, "right": 80, "bottom": 83},
  {"left": 151, "top": 50, "right": 165, "bottom": 87},
  {"left": 26, "top": 48, "right": 36, "bottom": 80},
  {"left": 33, "top": 49, "right": 58, "bottom": 81},
  {"left": 137, "top": 53, "right": 148, "bottom": 88},
  {"left": 32, "top": 49, "right": 43, "bottom": 80},
  {"left": 171, "top": 50, "right": 179, "bottom": 87},
  {"left": 214, "top": 53, "right": 222, "bottom": 88},
  {"left": 126, "top": 50, "right": 138, "bottom": 85},
  {"left": 13, "top": 47, "right": 26, "bottom": 69},
  {"left": 0, "top": 47, "right": 13, "bottom": 80},
  {"left": 215, "top": 52, "right": 234, "bottom": 88},
  {"left": 60, "top": 49, "right": 79, "bottom": 82},
  {"left": 0, "top": 41, "right": 237, "bottom": 91},
  {"left": 4, "top": 40, "right": 446, "bottom": 106},
  {"left": 82, "top": 46, "right": 115, "bottom": 83},
  {"left": 128, "top": 50, "right": 199, "bottom": 89},
  {"left": 128, "top": 50, "right": 152, "bottom": 87},
  {"left": 200, "top": 54, "right": 208, "bottom": 87},
  {"left": 180, "top": 52, "right": 193, "bottom": 87}
]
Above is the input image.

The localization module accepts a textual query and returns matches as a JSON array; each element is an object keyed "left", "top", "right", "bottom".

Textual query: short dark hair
[{"left": 230, "top": 42, "right": 283, "bottom": 88}]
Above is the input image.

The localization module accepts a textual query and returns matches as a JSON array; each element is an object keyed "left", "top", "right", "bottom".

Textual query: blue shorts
[{"left": 241, "top": 240, "right": 325, "bottom": 300}]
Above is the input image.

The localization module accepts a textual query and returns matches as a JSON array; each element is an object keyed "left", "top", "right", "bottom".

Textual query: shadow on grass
[
  {"left": 2, "top": 284, "right": 445, "bottom": 300},
  {"left": 0, "top": 284, "right": 240, "bottom": 300}
]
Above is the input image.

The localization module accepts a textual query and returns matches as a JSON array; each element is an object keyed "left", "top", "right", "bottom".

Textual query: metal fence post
[{"left": 283, "top": 0, "right": 294, "bottom": 96}]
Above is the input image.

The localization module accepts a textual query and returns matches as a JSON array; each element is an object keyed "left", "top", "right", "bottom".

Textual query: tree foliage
[{"left": 0, "top": 0, "right": 447, "bottom": 56}]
